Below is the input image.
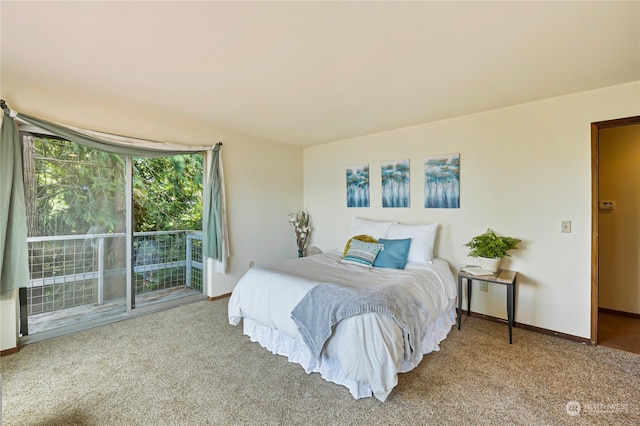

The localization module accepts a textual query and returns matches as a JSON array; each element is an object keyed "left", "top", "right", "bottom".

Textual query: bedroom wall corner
[{"left": 207, "top": 136, "right": 304, "bottom": 297}]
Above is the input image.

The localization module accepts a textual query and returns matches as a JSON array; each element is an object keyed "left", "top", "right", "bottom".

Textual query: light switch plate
[{"left": 561, "top": 221, "right": 571, "bottom": 233}]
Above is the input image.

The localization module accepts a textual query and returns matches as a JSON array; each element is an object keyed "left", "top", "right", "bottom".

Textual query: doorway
[
  {"left": 19, "top": 132, "right": 206, "bottom": 342},
  {"left": 591, "top": 116, "right": 640, "bottom": 353}
]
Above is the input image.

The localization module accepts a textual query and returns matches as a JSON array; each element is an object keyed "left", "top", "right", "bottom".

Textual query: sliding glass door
[
  {"left": 131, "top": 155, "right": 204, "bottom": 308},
  {"left": 21, "top": 132, "right": 205, "bottom": 338},
  {"left": 23, "top": 133, "right": 128, "bottom": 334}
]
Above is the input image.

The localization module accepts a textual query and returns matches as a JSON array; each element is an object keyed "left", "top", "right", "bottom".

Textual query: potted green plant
[{"left": 464, "top": 228, "right": 521, "bottom": 272}]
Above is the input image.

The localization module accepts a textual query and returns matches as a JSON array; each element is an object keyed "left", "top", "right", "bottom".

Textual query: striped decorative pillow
[
  {"left": 343, "top": 234, "right": 378, "bottom": 257},
  {"left": 342, "top": 239, "right": 384, "bottom": 267}
]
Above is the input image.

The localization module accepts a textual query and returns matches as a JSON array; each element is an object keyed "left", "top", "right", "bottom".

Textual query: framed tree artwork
[
  {"left": 424, "top": 153, "right": 460, "bottom": 208},
  {"left": 346, "top": 164, "right": 370, "bottom": 207},
  {"left": 381, "top": 159, "right": 410, "bottom": 208}
]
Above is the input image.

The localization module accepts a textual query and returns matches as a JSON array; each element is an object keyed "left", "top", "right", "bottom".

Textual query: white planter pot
[{"left": 479, "top": 257, "right": 502, "bottom": 273}]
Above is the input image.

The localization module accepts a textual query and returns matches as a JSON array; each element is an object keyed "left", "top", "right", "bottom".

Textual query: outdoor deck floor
[{"left": 27, "top": 286, "right": 202, "bottom": 335}]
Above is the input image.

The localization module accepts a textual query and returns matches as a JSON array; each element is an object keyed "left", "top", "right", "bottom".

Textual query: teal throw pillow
[{"left": 373, "top": 238, "right": 412, "bottom": 269}]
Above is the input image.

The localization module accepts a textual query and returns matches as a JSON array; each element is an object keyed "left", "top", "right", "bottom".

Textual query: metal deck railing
[{"left": 26, "top": 231, "right": 203, "bottom": 315}]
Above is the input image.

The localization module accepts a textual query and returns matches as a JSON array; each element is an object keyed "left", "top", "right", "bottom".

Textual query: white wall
[
  {"left": 0, "top": 291, "right": 19, "bottom": 352},
  {"left": 0, "top": 94, "right": 303, "bottom": 351},
  {"left": 599, "top": 124, "right": 640, "bottom": 314},
  {"left": 303, "top": 81, "right": 640, "bottom": 339},
  {"left": 208, "top": 135, "right": 304, "bottom": 296}
]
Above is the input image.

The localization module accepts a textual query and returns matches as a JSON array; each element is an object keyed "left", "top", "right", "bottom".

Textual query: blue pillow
[
  {"left": 342, "top": 239, "right": 384, "bottom": 267},
  {"left": 373, "top": 238, "right": 412, "bottom": 269}
]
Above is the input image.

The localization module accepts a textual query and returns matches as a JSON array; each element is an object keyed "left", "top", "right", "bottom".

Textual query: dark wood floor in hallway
[{"left": 598, "top": 310, "right": 640, "bottom": 355}]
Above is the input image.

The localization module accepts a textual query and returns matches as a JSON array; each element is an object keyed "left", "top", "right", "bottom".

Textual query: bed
[{"left": 227, "top": 218, "right": 458, "bottom": 401}]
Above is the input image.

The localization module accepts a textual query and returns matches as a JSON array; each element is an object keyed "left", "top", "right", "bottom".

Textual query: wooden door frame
[{"left": 591, "top": 116, "right": 640, "bottom": 344}]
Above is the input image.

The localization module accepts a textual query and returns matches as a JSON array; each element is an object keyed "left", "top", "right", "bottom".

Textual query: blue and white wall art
[
  {"left": 346, "top": 164, "right": 370, "bottom": 207},
  {"left": 381, "top": 159, "right": 410, "bottom": 208},
  {"left": 424, "top": 153, "right": 460, "bottom": 208}
]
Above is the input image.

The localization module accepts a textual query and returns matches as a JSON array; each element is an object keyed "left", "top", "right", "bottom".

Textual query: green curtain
[
  {"left": 1, "top": 104, "right": 226, "bottom": 297},
  {"left": 0, "top": 111, "right": 30, "bottom": 298},
  {"left": 204, "top": 144, "right": 223, "bottom": 261},
  {"left": 15, "top": 112, "right": 209, "bottom": 158}
]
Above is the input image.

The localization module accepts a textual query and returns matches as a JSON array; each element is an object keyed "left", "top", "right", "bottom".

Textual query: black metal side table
[{"left": 457, "top": 268, "right": 518, "bottom": 344}]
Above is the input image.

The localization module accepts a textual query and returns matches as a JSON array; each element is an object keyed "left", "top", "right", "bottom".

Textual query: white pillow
[
  {"left": 349, "top": 217, "right": 394, "bottom": 240},
  {"left": 387, "top": 223, "right": 438, "bottom": 263}
]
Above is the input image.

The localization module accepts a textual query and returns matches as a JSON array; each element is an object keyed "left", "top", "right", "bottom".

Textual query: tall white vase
[{"left": 479, "top": 257, "right": 501, "bottom": 273}]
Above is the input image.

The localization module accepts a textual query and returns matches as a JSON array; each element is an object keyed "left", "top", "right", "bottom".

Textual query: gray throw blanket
[{"left": 290, "top": 282, "right": 429, "bottom": 362}]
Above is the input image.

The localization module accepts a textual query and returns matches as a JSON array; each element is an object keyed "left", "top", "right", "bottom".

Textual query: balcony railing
[{"left": 26, "top": 231, "right": 203, "bottom": 315}]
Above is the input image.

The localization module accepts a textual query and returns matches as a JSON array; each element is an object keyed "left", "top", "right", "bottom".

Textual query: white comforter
[{"left": 228, "top": 250, "right": 457, "bottom": 401}]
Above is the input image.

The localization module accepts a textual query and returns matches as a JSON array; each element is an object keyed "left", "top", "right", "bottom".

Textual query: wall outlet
[
  {"left": 599, "top": 201, "right": 615, "bottom": 210},
  {"left": 479, "top": 282, "right": 488, "bottom": 292}
]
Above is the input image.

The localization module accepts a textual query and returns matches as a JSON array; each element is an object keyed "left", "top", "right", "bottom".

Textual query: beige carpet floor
[{"left": 1, "top": 299, "right": 639, "bottom": 425}]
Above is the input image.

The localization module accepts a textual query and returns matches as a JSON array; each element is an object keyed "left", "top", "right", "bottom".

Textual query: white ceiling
[{"left": 2, "top": 1, "right": 639, "bottom": 147}]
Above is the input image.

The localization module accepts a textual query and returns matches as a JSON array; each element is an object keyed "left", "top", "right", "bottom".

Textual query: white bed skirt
[{"left": 242, "top": 301, "right": 457, "bottom": 400}]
